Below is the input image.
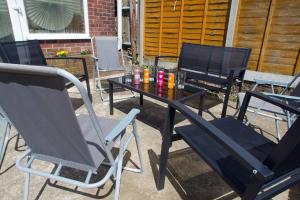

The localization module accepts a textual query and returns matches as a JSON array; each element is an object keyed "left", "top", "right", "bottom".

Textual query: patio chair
[
  {"left": 154, "top": 43, "right": 251, "bottom": 118},
  {"left": 159, "top": 90, "right": 300, "bottom": 199},
  {"left": 91, "top": 36, "right": 131, "bottom": 101},
  {"left": 0, "top": 107, "right": 11, "bottom": 170},
  {"left": 0, "top": 63, "right": 143, "bottom": 200},
  {"left": 0, "top": 40, "right": 92, "bottom": 100},
  {"left": 237, "top": 73, "right": 300, "bottom": 140}
]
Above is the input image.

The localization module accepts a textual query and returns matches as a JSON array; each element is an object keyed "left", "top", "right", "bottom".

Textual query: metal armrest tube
[
  {"left": 171, "top": 100, "right": 274, "bottom": 180},
  {"left": 254, "top": 79, "right": 289, "bottom": 87},
  {"left": 263, "top": 93, "right": 300, "bottom": 101},
  {"left": 242, "top": 91, "right": 300, "bottom": 115},
  {"left": 91, "top": 56, "right": 98, "bottom": 61},
  {"left": 105, "top": 109, "right": 140, "bottom": 142}
]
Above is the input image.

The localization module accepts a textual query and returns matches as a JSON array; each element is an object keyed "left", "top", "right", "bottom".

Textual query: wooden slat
[
  {"left": 257, "top": 0, "right": 275, "bottom": 71},
  {"left": 261, "top": 62, "right": 294, "bottom": 75},
  {"left": 144, "top": 0, "right": 230, "bottom": 59},
  {"left": 177, "top": 0, "right": 185, "bottom": 54},
  {"left": 158, "top": 0, "right": 164, "bottom": 56},
  {"left": 201, "top": 0, "right": 209, "bottom": 44}
]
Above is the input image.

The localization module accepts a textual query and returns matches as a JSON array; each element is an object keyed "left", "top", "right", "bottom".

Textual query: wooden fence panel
[
  {"left": 234, "top": 0, "right": 300, "bottom": 75},
  {"left": 144, "top": 0, "right": 231, "bottom": 59}
]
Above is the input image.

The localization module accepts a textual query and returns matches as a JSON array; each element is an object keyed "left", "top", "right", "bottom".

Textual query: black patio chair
[
  {"left": 154, "top": 43, "right": 251, "bottom": 117},
  {"left": 0, "top": 40, "right": 91, "bottom": 100},
  {"left": 158, "top": 90, "right": 300, "bottom": 199}
]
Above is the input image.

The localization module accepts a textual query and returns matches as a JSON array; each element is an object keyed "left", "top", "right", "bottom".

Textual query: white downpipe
[{"left": 117, "top": 0, "right": 122, "bottom": 50}]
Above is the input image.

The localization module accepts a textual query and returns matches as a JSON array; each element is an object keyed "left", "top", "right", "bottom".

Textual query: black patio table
[
  {"left": 108, "top": 76, "right": 206, "bottom": 190},
  {"left": 107, "top": 76, "right": 205, "bottom": 116}
]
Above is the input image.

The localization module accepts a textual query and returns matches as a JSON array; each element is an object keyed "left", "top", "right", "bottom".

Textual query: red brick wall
[
  {"left": 40, "top": 0, "right": 116, "bottom": 57},
  {"left": 40, "top": 40, "right": 91, "bottom": 57},
  {"left": 88, "top": 0, "right": 116, "bottom": 36}
]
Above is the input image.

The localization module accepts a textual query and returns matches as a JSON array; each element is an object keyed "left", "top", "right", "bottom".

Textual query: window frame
[{"left": 21, "top": 0, "right": 90, "bottom": 40}]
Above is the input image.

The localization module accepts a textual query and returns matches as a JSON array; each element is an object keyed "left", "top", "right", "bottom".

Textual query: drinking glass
[
  {"left": 177, "top": 71, "right": 186, "bottom": 89},
  {"left": 124, "top": 66, "right": 132, "bottom": 83}
]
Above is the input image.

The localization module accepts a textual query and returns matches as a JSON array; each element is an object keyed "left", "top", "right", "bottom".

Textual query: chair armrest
[
  {"left": 171, "top": 100, "right": 274, "bottom": 180},
  {"left": 91, "top": 56, "right": 98, "bottom": 61},
  {"left": 46, "top": 57, "right": 84, "bottom": 61},
  {"left": 105, "top": 109, "right": 140, "bottom": 142},
  {"left": 238, "top": 91, "right": 300, "bottom": 119},
  {"left": 263, "top": 92, "right": 300, "bottom": 101},
  {"left": 254, "top": 79, "right": 289, "bottom": 88}
]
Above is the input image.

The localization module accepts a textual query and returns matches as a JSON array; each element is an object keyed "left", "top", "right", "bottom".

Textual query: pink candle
[{"left": 157, "top": 70, "right": 164, "bottom": 86}]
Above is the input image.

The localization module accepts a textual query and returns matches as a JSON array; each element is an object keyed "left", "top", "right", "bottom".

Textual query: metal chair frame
[{"left": 0, "top": 63, "right": 143, "bottom": 200}]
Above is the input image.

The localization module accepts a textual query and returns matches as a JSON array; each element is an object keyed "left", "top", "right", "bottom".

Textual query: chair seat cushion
[
  {"left": 77, "top": 114, "right": 122, "bottom": 168},
  {"left": 175, "top": 117, "right": 275, "bottom": 194},
  {"left": 238, "top": 92, "right": 285, "bottom": 115}
]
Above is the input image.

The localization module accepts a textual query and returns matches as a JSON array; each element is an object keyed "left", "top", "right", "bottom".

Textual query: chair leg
[
  {"left": 286, "top": 111, "right": 292, "bottom": 128},
  {"left": 221, "top": 89, "right": 230, "bottom": 118},
  {"left": 236, "top": 82, "right": 243, "bottom": 109},
  {"left": 93, "top": 64, "right": 97, "bottom": 91},
  {"left": 98, "top": 71, "right": 104, "bottom": 101},
  {"left": 24, "top": 172, "right": 30, "bottom": 200},
  {"left": 132, "top": 121, "right": 144, "bottom": 173},
  {"left": 0, "top": 122, "right": 11, "bottom": 169},
  {"left": 114, "top": 136, "right": 125, "bottom": 200},
  {"left": 274, "top": 117, "right": 282, "bottom": 140}
]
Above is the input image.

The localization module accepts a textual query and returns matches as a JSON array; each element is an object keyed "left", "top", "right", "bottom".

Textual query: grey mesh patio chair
[
  {"left": 0, "top": 40, "right": 92, "bottom": 100},
  {"left": 238, "top": 73, "right": 300, "bottom": 140},
  {"left": 0, "top": 63, "right": 143, "bottom": 200},
  {"left": 91, "top": 36, "right": 129, "bottom": 101},
  {"left": 0, "top": 107, "right": 11, "bottom": 170}
]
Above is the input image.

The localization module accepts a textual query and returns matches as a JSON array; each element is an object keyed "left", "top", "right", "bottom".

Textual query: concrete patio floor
[{"left": 1, "top": 83, "right": 299, "bottom": 200}]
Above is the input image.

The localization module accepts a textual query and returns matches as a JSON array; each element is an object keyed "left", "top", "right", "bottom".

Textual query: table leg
[
  {"left": 198, "top": 94, "right": 204, "bottom": 116},
  {"left": 157, "top": 106, "right": 176, "bottom": 190},
  {"left": 140, "top": 94, "right": 143, "bottom": 106},
  {"left": 109, "top": 82, "right": 113, "bottom": 115}
]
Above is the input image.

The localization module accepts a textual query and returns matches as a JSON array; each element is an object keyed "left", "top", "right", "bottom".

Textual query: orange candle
[
  {"left": 167, "top": 89, "right": 174, "bottom": 100},
  {"left": 144, "top": 68, "right": 150, "bottom": 83},
  {"left": 168, "top": 73, "right": 175, "bottom": 89}
]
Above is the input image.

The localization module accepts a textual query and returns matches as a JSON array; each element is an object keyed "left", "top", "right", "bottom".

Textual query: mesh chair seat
[
  {"left": 77, "top": 114, "right": 123, "bottom": 168},
  {"left": 176, "top": 117, "right": 276, "bottom": 194}
]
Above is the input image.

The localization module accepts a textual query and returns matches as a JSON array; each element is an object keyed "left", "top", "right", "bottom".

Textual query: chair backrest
[
  {"left": 92, "top": 36, "right": 122, "bottom": 71},
  {"left": 178, "top": 43, "right": 251, "bottom": 79},
  {"left": 0, "top": 63, "right": 100, "bottom": 171},
  {"left": 0, "top": 40, "right": 47, "bottom": 66},
  {"left": 263, "top": 116, "right": 300, "bottom": 179}
]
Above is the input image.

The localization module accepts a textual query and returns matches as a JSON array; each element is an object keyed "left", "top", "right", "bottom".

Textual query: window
[
  {"left": 24, "top": 0, "right": 86, "bottom": 34},
  {"left": 24, "top": 0, "right": 89, "bottom": 39},
  {"left": 0, "top": 0, "right": 14, "bottom": 42}
]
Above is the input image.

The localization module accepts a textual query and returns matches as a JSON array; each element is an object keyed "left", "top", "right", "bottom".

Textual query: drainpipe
[{"left": 117, "top": 0, "right": 122, "bottom": 50}]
